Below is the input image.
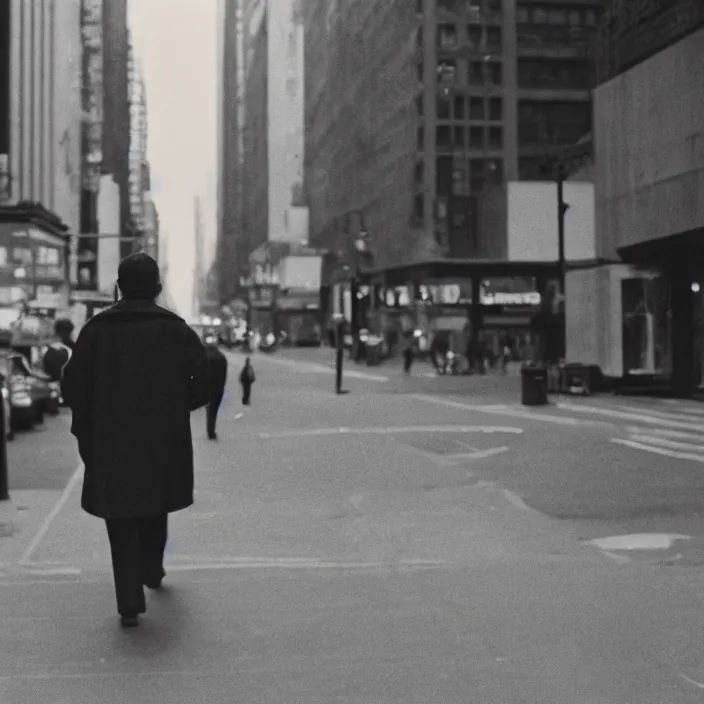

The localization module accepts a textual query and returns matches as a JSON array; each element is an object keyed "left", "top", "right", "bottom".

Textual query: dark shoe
[
  {"left": 143, "top": 567, "right": 166, "bottom": 590},
  {"left": 120, "top": 614, "right": 140, "bottom": 628},
  {"left": 208, "top": 432, "right": 217, "bottom": 440}
]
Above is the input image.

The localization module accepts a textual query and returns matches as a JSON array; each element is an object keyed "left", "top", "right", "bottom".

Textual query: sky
[{"left": 128, "top": 0, "right": 218, "bottom": 320}]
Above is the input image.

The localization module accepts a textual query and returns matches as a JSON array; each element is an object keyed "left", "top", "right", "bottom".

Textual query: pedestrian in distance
[
  {"left": 62, "top": 252, "right": 210, "bottom": 629},
  {"left": 402, "top": 335, "right": 414, "bottom": 375},
  {"left": 239, "top": 356, "right": 255, "bottom": 405},
  {"left": 204, "top": 334, "right": 228, "bottom": 440}
]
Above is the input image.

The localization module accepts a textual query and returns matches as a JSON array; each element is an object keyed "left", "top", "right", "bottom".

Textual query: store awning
[{"left": 617, "top": 227, "right": 704, "bottom": 274}]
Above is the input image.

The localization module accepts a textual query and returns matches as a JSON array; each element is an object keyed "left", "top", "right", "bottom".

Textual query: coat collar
[{"left": 85, "top": 299, "right": 184, "bottom": 326}]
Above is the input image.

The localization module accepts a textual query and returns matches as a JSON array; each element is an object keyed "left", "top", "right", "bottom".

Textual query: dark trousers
[
  {"left": 105, "top": 514, "right": 168, "bottom": 616},
  {"left": 206, "top": 386, "right": 224, "bottom": 437},
  {"left": 241, "top": 382, "right": 251, "bottom": 405}
]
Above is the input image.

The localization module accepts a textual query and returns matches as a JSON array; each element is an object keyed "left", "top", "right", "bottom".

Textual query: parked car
[{"left": 0, "top": 353, "right": 59, "bottom": 427}]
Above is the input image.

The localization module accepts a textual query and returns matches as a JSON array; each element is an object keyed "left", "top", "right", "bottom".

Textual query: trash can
[{"left": 521, "top": 364, "right": 548, "bottom": 406}]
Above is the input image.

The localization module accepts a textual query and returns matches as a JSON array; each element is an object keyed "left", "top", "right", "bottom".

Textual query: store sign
[{"left": 481, "top": 291, "right": 541, "bottom": 306}]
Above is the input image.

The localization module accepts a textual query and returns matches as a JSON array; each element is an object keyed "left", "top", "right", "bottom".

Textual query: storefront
[
  {"left": 0, "top": 204, "right": 70, "bottom": 310},
  {"left": 365, "top": 259, "right": 560, "bottom": 358}
]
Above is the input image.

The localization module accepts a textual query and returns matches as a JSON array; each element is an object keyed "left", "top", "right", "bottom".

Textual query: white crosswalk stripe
[{"left": 556, "top": 401, "right": 704, "bottom": 462}]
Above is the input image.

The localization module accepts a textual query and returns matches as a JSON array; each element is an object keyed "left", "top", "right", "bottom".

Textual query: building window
[
  {"left": 518, "top": 58, "right": 591, "bottom": 89},
  {"left": 437, "top": 96, "right": 451, "bottom": 119},
  {"left": 438, "top": 0, "right": 459, "bottom": 10},
  {"left": 548, "top": 8, "right": 567, "bottom": 24},
  {"left": 417, "top": 125, "right": 425, "bottom": 150},
  {"left": 487, "top": 158, "right": 503, "bottom": 182},
  {"left": 414, "top": 194, "right": 424, "bottom": 220},
  {"left": 585, "top": 9, "right": 597, "bottom": 25},
  {"left": 469, "top": 126, "right": 484, "bottom": 149},
  {"left": 469, "top": 61, "right": 484, "bottom": 84},
  {"left": 467, "top": 25, "right": 483, "bottom": 50},
  {"left": 416, "top": 95, "right": 424, "bottom": 116},
  {"left": 469, "top": 97, "right": 484, "bottom": 119},
  {"left": 417, "top": 26, "right": 423, "bottom": 47},
  {"left": 453, "top": 95, "right": 465, "bottom": 119},
  {"left": 417, "top": 62, "right": 424, "bottom": 82},
  {"left": 414, "top": 160, "right": 424, "bottom": 184},
  {"left": 488, "top": 62, "right": 502, "bottom": 85},
  {"left": 516, "top": 6, "right": 529, "bottom": 23},
  {"left": 486, "top": 0, "right": 502, "bottom": 16},
  {"left": 438, "top": 24, "right": 458, "bottom": 49},
  {"left": 454, "top": 126, "right": 466, "bottom": 147},
  {"left": 488, "top": 97, "right": 502, "bottom": 120},
  {"left": 417, "top": 0, "right": 422, "bottom": 13},
  {"left": 533, "top": 7, "right": 548, "bottom": 23},
  {"left": 437, "top": 60, "right": 457, "bottom": 89},
  {"left": 470, "top": 158, "right": 484, "bottom": 178},
  {"left": 436, "top": 125, "right": 452, "bottom": 149},
  {"left": 486, "top": 26, "right": 502, "bottom": 50},
  {"left": 488, "top": 126, "right": 502, "bottom": 149},
  {"left": 568, "top": 9, "right": 582, "bottom": 25}
]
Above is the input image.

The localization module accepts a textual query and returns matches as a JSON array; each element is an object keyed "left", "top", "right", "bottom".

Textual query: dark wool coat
[
  {"left": 62, "top": 300, "right": 210, "bottom": 519},
  {"left": 205, "top": 345, "right": 228, "bottom": 394}
]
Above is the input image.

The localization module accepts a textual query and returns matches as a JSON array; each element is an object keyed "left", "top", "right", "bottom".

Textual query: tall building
[
  {"left": 304, "top": 0, "right": 603, "bottom": 267},
  {"left": 216, "top": 0, "right": 246, "bottom": 303},
  {"left": 565, "top": 1, "right": 704, "bottom": 395},
  {"left": 240, "top": 0, "right": 308, "bottom": 253},
  {"left": 127, "top": 42, "right": 148, "bottom": 247},
  {"left": 101, "top": 0, "right": 130, "bottom": 259},
  {"left": 193, "top": 195, "right": 204, "bottom": 318},
  {"left": 0, "top": 0, "right": 82, "bottom": 307}
]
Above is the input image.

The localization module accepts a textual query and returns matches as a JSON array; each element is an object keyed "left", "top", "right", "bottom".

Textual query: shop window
[
  {"left": 453, "top": 95, "right": 465, "bottom": 119},
  {"left": 469, "top": 126, "right": 484, "bottom": 149},
  {"left": 454, "top": 126, "right": 466, "bottom": 147},
  {"left": 488, "top": 97, "right": 502, "bottom": 120},
  {"left": 488, "top": 126, "right": 502, "bottom": 149},
  {"left": 438, "top": 23, "right": 458, "bottom": 49},
  {"left": 437, "top": 96, "right": 451, "bottom": 119},
  {"left": 469, "top": 96, "right": 484, "bottom": 119}
]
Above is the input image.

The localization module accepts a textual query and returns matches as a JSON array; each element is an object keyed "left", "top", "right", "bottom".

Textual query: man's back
[{"left": 62, "top": 299, "right": 210, "bottom": 518}]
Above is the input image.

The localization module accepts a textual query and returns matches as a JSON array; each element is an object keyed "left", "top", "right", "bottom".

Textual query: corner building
[{"left": 567, "top": 1, "right": 704, "bottom": 395}]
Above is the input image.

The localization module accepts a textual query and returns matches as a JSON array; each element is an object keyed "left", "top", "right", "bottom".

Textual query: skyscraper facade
[{"left": 304, "top": 0, "right": 603, "bottom": 267}]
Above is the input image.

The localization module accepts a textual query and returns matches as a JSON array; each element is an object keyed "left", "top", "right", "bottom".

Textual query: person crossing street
[
  {"left": 205, "top": 334, "right": 228, "bottom": 440},
  {"left": 239, "top": 356, "right": 255, "bottom": 406}
]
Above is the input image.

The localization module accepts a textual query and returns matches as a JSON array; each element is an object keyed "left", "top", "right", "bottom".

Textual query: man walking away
[
  {"left": 43, "top": 319, "right": 74, "bottom": 382},
  {"left": 402, "top": 335, "right": 414, "bottom": 375},
  {"left": 204, "top": 334, "right": 228, "bottom": 440},
  {"left": 62, "top": 253, "right": 210, "bottom": 629},
  {"left": 239, "top": 356, "right": 255, "bottom": 405}
]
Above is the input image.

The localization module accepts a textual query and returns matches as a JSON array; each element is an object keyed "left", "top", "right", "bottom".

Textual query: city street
[{"left": 3, "top": 353, "right": 704, "bottom": 701}]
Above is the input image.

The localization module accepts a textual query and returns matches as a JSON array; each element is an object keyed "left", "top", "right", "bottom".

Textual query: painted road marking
[
  {"left": 411, "top": 395, "right": 610, "bottom": 427},
  {"left": 11, "top": 558, "right": 455, "bottom": 576},
  {"left": 441, "top": 447, "right": 510, "bottom": 462},
  {"left": 628, "top": 434, "right": 704, "bottom": 453},
  {"left": 258, "top": 425, "right": 524, "bottom": 439},
  {"left": 557, "top": 402, "right": 704, "bottom": 432},
  {"left": 611, "top": 438, "right": 704, "bottom": 463},
  {"left": 18, "top": 463, "right": 84, "bottom": 567},
  {"left": 231, "top": 353, "right": 390, "bottom": 382}
]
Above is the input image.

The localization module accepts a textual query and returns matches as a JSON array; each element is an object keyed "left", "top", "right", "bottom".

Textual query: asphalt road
[{"left": 3, "top": 354, "right": 704, "bottom": 701}]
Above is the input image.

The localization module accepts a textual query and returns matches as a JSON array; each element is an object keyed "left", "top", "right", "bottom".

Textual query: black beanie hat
[{"left": 117, "top": 252, "right": 162, "bottom": 300}]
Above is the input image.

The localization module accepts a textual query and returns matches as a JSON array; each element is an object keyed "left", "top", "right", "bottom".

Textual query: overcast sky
[{"left": 128, "top": 0, "right": 218, "bottom": 319}]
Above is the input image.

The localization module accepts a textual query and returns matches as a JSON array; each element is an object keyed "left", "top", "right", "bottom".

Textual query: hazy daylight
[{"left": 128, "top": 0, "right": 217, "bottom": 319}]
